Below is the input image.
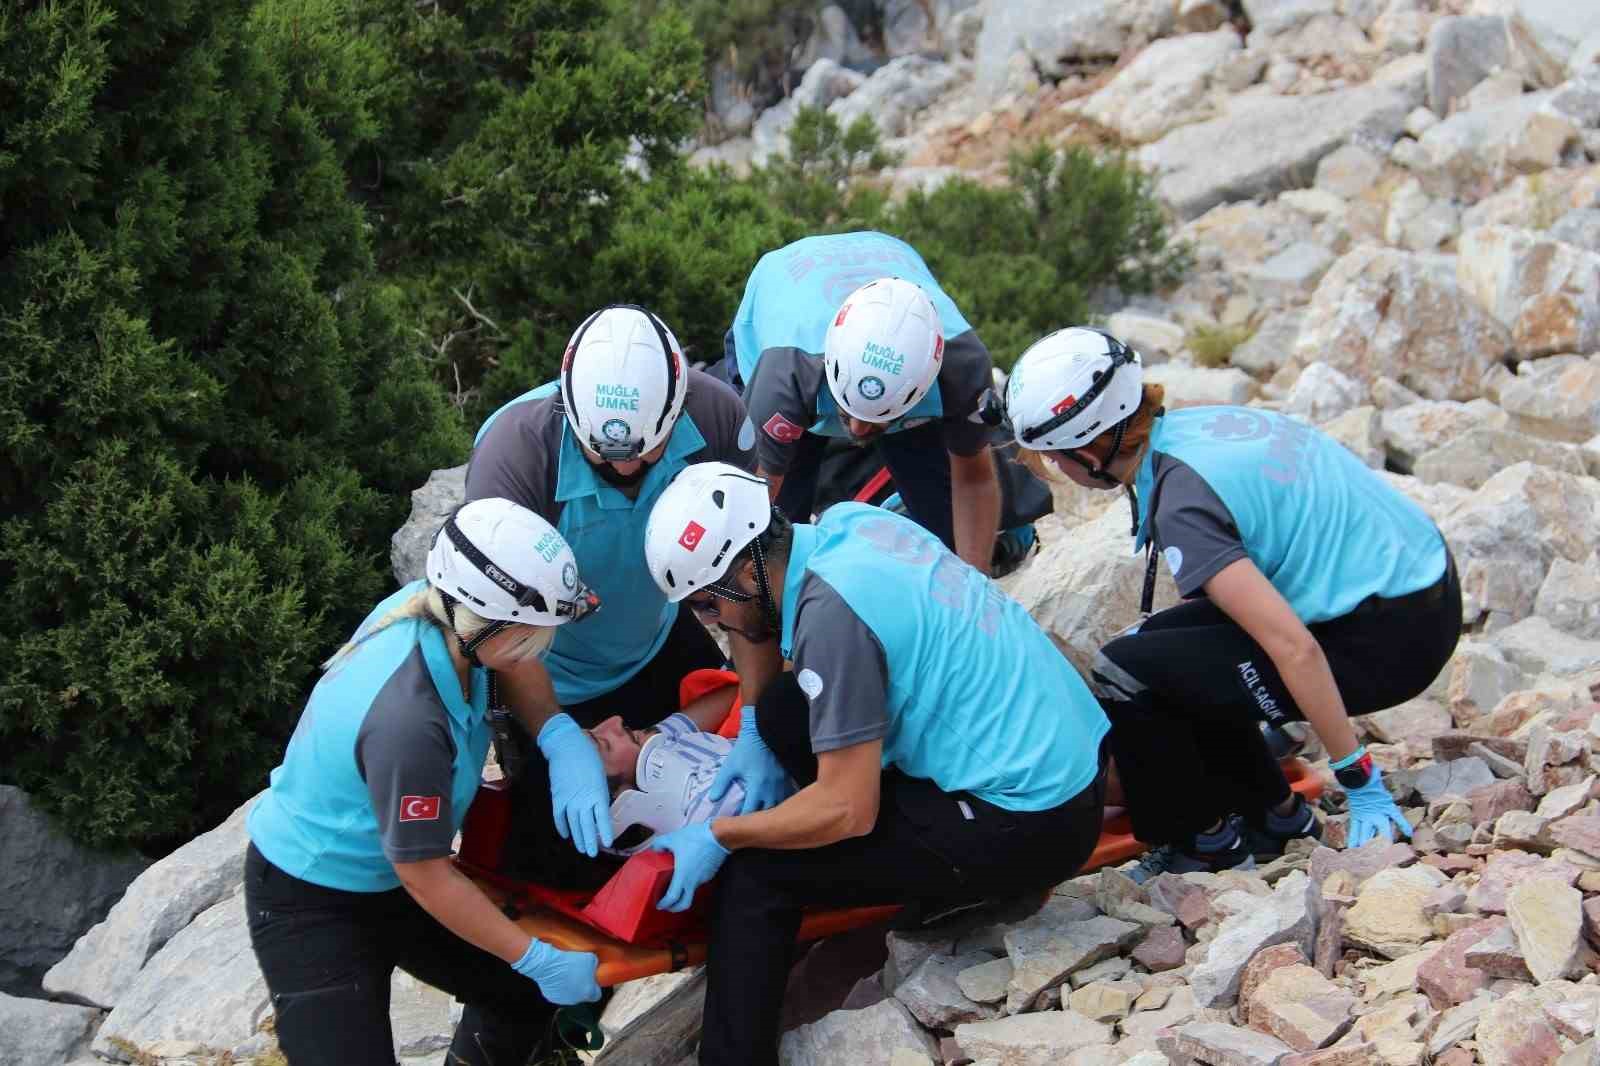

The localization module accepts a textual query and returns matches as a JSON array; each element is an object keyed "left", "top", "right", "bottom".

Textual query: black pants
[
  {"left": 776, "top": 423, "right": 960, "bottom": 549},
  {"left": 245, "top": 845, "right": 554, "bottom": 1066},
  {"left": 500, "top": 606, "right": 724, "bottom": 887},
  {"left": 1093, "top": 553, "right": 1462, "bottom": 846},
  {"left": 698, "top": 674, "right": 1107, "bottom": 1066}
]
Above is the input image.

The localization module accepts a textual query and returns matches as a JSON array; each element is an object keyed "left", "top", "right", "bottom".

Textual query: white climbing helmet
[
  {"left": 1004, "top": 327, "right": 1144, "bottom": 452},
  {"left": 426, "top": 498, "right": 597, "bottom": 626},
  {"left": 560, "top": 305, "right": 688, "bottom": 461},
  {"left": 607, "top": 729, "right": 745, "bottom": 856},
  {"left": 823, "top": 277, "right": 944, "bottom": 423},
  {"left": 644, "top": 462, "right": 772, "bottom": 602}
]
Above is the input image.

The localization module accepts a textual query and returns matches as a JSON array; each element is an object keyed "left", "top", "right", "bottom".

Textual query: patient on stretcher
[
  {"left": 589, "top": 713, "right": 746, "bottom": 854},
  {"left": 497, "top": 711, "right": 745, "bottom": 889}
]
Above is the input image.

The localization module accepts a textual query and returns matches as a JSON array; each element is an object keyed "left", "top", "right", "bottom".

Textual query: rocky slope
[{"left": 5, "top": 0, "right": 1600, "bottom": 1063}]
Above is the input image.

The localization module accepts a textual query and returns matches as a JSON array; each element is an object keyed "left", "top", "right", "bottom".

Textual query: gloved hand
[
  {"left": 649, "top": 823, "right": 730, "bottom": 912},
  {"left": 708, "top": 705, "right": 789, "bottom": 815},
  {"left": 510, "top": 937, "right": 601, "bottom": 1005},
  {"left": 537, "top": 713, "right": 613, "bottom": 857},
  {"left": 1344, "top": 760, "right": 1412, "bottom": 848}
]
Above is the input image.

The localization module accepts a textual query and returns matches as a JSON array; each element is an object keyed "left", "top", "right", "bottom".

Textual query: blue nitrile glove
[
  {"left": 1344, "top": 760, "right": 1412, "bottom": 848},
  {"left": 537, "top": 713, "right": 613, "bottom": 858},
  {"left": 510, "top": 937, "right": 601, "bottom": 1005},
  {"left": 708, "top": 706, "right": 789, "bottom": 815},
  {"left": 649, "top": 823, "right": 730, "bottom": 913}
]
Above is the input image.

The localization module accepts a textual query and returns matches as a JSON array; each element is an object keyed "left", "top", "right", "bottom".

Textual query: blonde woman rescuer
[{"left": 245, "top": 498, "right": 603, "bottom": 1066}]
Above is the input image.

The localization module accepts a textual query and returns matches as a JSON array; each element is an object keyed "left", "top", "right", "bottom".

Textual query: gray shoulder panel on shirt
[
  {"left": 744, "top": 347, "right": 824, "bottom": 473},
  {"left": 936, "top": 330, "right": 996, "bottom": 457},
  {"left": 465, "top": 392, "right": 564, "bottom": 524},
  {"left": 1148, "top": 452, "right": 1248, "bottom": 598},
  {"left": 790, "top": 572, "right": 890, "bottom": 754},
  {"left": 682, "top": 368, "right": 757, "bottom": 473},
  {"left": 355, "top": 645, "right": 460, "bottom": 865}
]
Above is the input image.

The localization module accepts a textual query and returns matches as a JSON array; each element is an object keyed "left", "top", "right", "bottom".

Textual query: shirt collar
[
  {"left": 419, "top": 623, "right": 487, "bottom": 725},
  {"left": 554, "top": 412, "right": 708, "bottom": 507},
  {"left": 779, "top": 523, "right": 820, "bottom": 660}
]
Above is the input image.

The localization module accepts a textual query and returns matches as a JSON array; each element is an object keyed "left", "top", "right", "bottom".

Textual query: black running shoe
[
  {"left": 1127, "top": 816, "right": 1257, "bottom": 884},
  {"left": 1241, "top": 794, "right": 1323, "bottom": 861}
]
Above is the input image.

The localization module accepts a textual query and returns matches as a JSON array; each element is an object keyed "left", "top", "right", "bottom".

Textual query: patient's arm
[{"left": 678, "top": 683, "right": 740, "bottom": 733}]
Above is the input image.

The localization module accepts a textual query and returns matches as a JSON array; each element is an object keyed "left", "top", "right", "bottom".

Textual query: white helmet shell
[
  {"left": 560, "top": 305, "right": 688, "bottom": 460},
  {"left": 644, "top": 462, "right": 771, "bottom": 602},
  {"left": 607, "top": 730, "right": 744, "bottom": 856},
  {"left": 425, "top": 498, "right": 591, "bottom": 626},
  {"left": 1005, "top": 327, "right": 1144, "bottom": 452},
  {"left": 823, "top": 277, "right": 944, "bottom": 423}
]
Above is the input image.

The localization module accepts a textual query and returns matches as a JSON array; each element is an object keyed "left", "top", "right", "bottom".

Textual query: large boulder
[
  {"left": 751, "top": 58, "right": 869, "bottom": 164},
  {"left": 1409, "top": 90, "right": 1584, "bottom": 200},
  {"left": 1290, "top": 245, "right": 1512, "bottom": 402},
  {"left": 1500, "top": 355, "right": 1600, "bottom": 442},
  {"left": 827, "top": 55, "right": 962, "bottom": 143},
  {"left": 1426, "top": 16, "right": 1511, "bottom": 116},
  {"left": 0, "top": 786, "right": 147, "bottom": 997},
  {"left": 1439, "top": 462, "right": 1600, "bottom": 628},
  {"left": 973, "top": 0, "right": 1177, "bottom": 101},
  {"left": 1504, "top": 0, "right": 1600, "bottom": 87},
  {"left": 0, "top": 992, "right": 100, "bottom": 1066},
  {"left": 1067, "top": 29, "right": 1242, "bottom": 144},
  {"left": 390, "top": 464, "right": 466, "bottom": 585},
  {"left": 998, "top": 504, "right": 1180, "bottom": 674},
  {"left": 1412, "top": 426, "right": 1587, "bottom": 490},
  {"left": 44, "top": 794, "right": 258, "bottom": 1009},
  {"left": 1457, "top": 227, "right": 1600, "bottom": 360},
  {"left": 1381, "top": 399, "right": 1508, "bottom": 474},
  {"left": 778, "top": 997, "right": 940, "bottom": 1066},
  {"left": 1136, "top": 61, "right": 1419, "bottom": 220},
  {"left": 92, "top": 892, "right": 271, "bottom": 1062}
]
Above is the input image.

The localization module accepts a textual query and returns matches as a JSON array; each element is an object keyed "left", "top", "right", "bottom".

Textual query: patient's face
[{"left": 588, "top": 716, "right": 646, "bottom": 793}]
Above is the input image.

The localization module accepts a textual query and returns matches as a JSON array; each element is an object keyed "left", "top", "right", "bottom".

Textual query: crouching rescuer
[
  {"left": 245, "top": 499, "right": 604, "bottom": 1066},
  {"left": 639, "top": 462, "right": 1112, "bottom": 1066},
  {"left": 995, "top": 326, "right": 1462, "bottom": 879}
]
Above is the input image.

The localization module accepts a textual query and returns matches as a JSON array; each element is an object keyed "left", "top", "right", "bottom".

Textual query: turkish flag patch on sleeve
[
  {"left": 399, "top": 795, "right": 441, "bottom": 822},
  {"left": 762, "top": 412, "right": 805, "bottom": 443}
]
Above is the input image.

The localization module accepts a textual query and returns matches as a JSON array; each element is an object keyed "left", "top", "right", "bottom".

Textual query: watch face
[{"left": 1334, "top": 752, "right": 1375, "bottom": 790}]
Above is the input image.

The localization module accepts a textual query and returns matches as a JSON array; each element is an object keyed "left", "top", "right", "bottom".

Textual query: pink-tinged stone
[
  {"left": 1132, "top": 925, "right": 1187, "bottom": 973},
  {"left": 1282, "top": 1044, "right": 1382, "bottom": 1066},
  {"left": 1467, "top": 851, "right": 1581, "bottom": 914},
  {"left": 1433, "top": 731, "right": 1528, "bottom": 762},
  {"left": 1469, "top": 779, "right": 1536, "bottom": 825},
  {"left": 1544, "top": 998, "right": 1598, "bottom": 1041},
  {"left": 1420, "top": 853, "right": 1481, "bottom": 875},
  {"left": 1418, "top": 918, "right": 1503, "bottom": 1009},
  {"left": 1248, "top": 964, "right": 1358, "bottom": 1052},
  {"left": 1463, "top": 924, "right": 1533, "bottom": 981},
  {"left": 1313, "top": 899, "right": 1345, "bottom": 978},
  {"left": 1433, "top": 1050, "right": 1473, "bottom": 1066},
  {"left": 1584, "top": 897, "right": 1600, "bottom": 947},
  {"left": 1307, "top": 844, "right": 1414, "bottom": 890},
  {"left": 1146, "top": 873, "right": 1211, "bottom": 930},
  {"left": 1476, "top": 993, "right": 1564, "bottom": 1066},
  {"left": 1239, "top": 944, "right": 1309, "bottom": 1021},
  {"left": 1548, "top": 815, "right": 1600, "bottom": 860}
]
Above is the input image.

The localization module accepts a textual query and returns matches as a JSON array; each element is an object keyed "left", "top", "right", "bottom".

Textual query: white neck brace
[{"left": 606, "top": 729, "right": 744, "bottom": 855}]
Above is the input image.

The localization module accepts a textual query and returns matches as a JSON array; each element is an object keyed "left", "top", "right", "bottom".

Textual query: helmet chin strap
[{"left": 740, "top": 532, "right": 781, "bottom": 644}]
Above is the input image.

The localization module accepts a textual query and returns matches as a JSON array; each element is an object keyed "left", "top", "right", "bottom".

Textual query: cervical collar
[{"left": 607, "top": 729, "right": 744, "bottom": 855}]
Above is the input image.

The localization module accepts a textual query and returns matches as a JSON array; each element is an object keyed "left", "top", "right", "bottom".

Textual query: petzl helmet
[
  {"left": 823, "top": 277, "right": 944, "bottom": 423},
  {"left": 426, "top": 498, "right": 597, "bottom": 628},
  {"left": 560, "top": 305, "right": 688, "bottom": 462}
]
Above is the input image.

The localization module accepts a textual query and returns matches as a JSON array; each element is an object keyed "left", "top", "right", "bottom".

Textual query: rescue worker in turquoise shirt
[
  {"left": 725, "top": 231, "right": 1006, "bottom": 573},
  {"left": 245, "top": 500, "right": 604, "bottom": 1066},
  {"left": 996, "top": 326, "right": 1461, "bottom": 882},
  {"left": 466, "top": 305, "right": 778, "bottom": 869},
  {"left": 638, "top": 463, "right": 1111, "bottom": 1066}
]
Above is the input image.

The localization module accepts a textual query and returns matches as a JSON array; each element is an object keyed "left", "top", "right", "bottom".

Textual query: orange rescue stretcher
[{"left": 454, "top": 670, "right": 1324, "bottom": 987}]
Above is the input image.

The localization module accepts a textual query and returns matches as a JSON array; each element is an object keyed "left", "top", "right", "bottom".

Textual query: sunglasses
[{"left": 685, "top": 579, "right": 755, "bottom": 617}]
